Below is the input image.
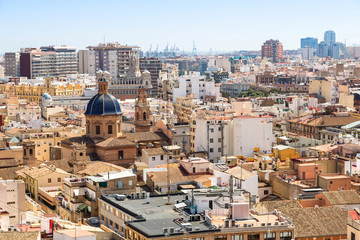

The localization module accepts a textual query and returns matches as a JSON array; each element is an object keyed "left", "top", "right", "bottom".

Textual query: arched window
[
  {"left": 136, "top": 112, "right": 139, "bottom": 120},
  {"left": 29, "top": 148, "right": 33, "bottom": 156},
  {"left": 143, "top": 112, "right": 146, "bottom": 121}
]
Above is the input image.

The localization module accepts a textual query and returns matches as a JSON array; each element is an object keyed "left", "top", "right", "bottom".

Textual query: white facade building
[
  {"left": 0, "top": 180, "right": 26, "bottom": 225},
  {"left": 193, "top": 115, "right": 274, "bottom": 162},
  {"left": 302, "top": 47, "right": 314, "bottom": 60},
  {"left": 208, "top": 56, "right": 231, "bottom": 72},
  {"left": 173, "top": 72, "right": 220, "bottom": 103},
  {"left": 232, "top": 116, "right": 274, "bottom": 157}
]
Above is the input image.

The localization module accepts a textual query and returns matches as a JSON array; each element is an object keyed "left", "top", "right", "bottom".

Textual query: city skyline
[{"left": 1, "top": 0, "right": 360, "bottom": 53}]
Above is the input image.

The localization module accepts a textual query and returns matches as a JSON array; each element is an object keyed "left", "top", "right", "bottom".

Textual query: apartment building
[
  {"left": 40, "top": 45, "right": 77, "bottom": 76},
  {"left": 57, "top": 171, "right": 136, "bottom": 222},
  {"left": 21, "top": 165, "right": 71, "bottom": 201},
  {"left": 192, "top": 114, "right": 274, "bottom": 161},
  {"left": 99, "top": 190, "right": 294, "bottom": 240},
  {"left": 0, "top": 180, "right": 25, "bottom": 225},
  {"left": 87, "top": 42, "right": 140, "bottom": 80},
  {"left": 139, "top": 57, "right": 162, "bottom": 95},
  {"left": 173, "top": 71, "right": 220, "bottom": 103},
  {"left": 20, "top": 46, "right": 77, "bottom": 79},
  {"left": 261, "top": 39, "right": 283, "bottom": 63},
  {"left": 4, "top": 52, "right": 20, "bottom": 77}
]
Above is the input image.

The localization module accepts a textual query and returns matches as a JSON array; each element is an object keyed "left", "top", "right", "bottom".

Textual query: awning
[
  {"left": 174, "top": 202, "right": 186, "bottom": 209},
  {"left": 73, "top": 189, "right": 80, "bottom": 196},
  {"left": 78, "top": 203, "right": 90, "bottom": 212}
]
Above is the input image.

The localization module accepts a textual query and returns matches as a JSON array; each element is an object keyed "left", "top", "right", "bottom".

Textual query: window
[
  {"left": 264, "top": 232, "right": 275, "bottom": 240},
  {"left": 129, "top": 180, "right": 133, "bottom": 186},
  {"left": 118, "top": 123, "right": 121, "bottom": 133},
  {"left": 161, "top": 155, "right": 164, "bottom": 160},
  {"left": 118, "top": 151, "right": 123, "bottom": 160},
  {"left": 264, "top": 190, "right": 269, "bottom": 195},
  {"left": 108, "top": 125, "right": 113, "bottom": 134},
  {"left": 48, "top": 178, "right": 51, "bottom": 183},
  {"left": 215, "top": 236, "right": 227, "bottom": 240},
  {"left": 58, "top": 178, "right": 61, "bottom": 182},
  {"left": 330, "top": 181, "right": 333, "bottom": 184},
  {"left": 96, "top": 125, "right": 101, "bottom": 134},
  {"left": 280, "top": 232, "right": 292, "bottom": 240},
  {"left": 218, "top": 148, "right": 221, "bottom": 152},
  {"left": 218, "top": 138, "right": 221, "bottom": 142},
  {"left": 210, "top": 128, "right": 214, "bottom": 133},
  {"left": 7, "top": 202, "right": 15, "bottom": 205},
  {"left": 210, "top": 148, "right": 213, "bottom": 152},
  {"left": 351, "top": 232, "right": 356, "bottom": 240},
  {"left": 118, "top": 181, "right": 123, "bottom": 189},
  {"left": 210, "top": 138, "right": 213, "bottom": 143},
  {"left": 231, "top": 235, "right": 243, "bottom": 240}
]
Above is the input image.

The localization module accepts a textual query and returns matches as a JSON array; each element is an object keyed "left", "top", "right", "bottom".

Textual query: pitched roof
[
  {"left": 96, "top": 137, "right": 136, "bottom": 148},
  {"left": 143, "top": 148, "right": 165, "bottom": 156},
  {"left": 0, "top": 232, "right": 41, "bottom": 240},
  {"left": 225, "top": 166, "right": 255, "bottom": 181},
  {"left": 283, "top": 207, "right": 348, "bottom": 238},
  {"left": 0, "top": 166, "right": 25, "bottom": 180},
  {"left": 254, "top": 200, "right": 302, "bottom": 213},
  {"left": 77, "top": 161, "right": 126, "bottom": 176},
  {"left": 62, "top": 135, "right": 96, "bottom": 146},
  {"left": 322, "top": 190, "right": 360, "bottom": 205},
  {"left": 147, "top": 164, "right": 213, "bottom": 184},
  {"left": 124, "top": 132, "right": 168, "bottom": 143},
  {"left": 309, "top": 116, "right": 359, "bottom": 127},
  {"left": 23, "top": 166, "right": 69, "bottom": 178},
  {"left": 5, "top": 128, "right": 22, "bottom": 136}
]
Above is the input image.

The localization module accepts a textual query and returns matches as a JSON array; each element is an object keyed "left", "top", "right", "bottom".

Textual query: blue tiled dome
[
  {"left": 85, "top": 93, "right": 122, "bottom": 115},
  {"left": 42, "top": 93, "right": 52, "bottom": 100}
]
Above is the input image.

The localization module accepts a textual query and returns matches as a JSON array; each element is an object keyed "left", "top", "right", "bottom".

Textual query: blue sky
[{"left": 1, "top": 0, "right": 360, "bottom": 53}]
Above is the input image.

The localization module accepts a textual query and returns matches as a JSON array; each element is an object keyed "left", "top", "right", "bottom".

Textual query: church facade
[{"left": 61, "top": 71, "right": 169, "bottom": 170}]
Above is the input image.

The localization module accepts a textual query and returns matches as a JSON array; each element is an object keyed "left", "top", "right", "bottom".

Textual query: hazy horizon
[{"left": 1, "top": 0, "right": 360, "bottom": 53}]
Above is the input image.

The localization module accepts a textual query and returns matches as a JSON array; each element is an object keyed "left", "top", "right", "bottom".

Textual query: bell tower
[{"left": 135, "top": 87, "right": 151, "bottom": 132}]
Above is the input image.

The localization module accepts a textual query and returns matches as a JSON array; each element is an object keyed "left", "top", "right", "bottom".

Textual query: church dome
[
  {"left": 42, "top": 93, "right": 52, "bottom": 100},
  {"left": 85, "top": 93, "right": 122, "bottom": 115}
]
